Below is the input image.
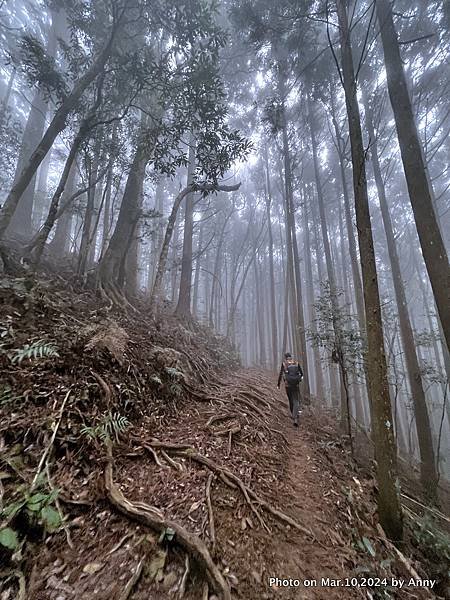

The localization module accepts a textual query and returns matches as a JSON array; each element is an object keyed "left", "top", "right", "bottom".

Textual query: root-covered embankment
[{"left": 0, "top": 274, "right": 441, "bottom": 599}]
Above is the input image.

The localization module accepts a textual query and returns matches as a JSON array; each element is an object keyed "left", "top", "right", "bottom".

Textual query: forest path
[{"left": 263, "top": 397, "right": 363, "bottom": 599}]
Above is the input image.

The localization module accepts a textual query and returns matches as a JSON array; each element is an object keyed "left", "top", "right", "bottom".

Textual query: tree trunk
[
  {"left": 49, "top": 162, "right": 77, "bottom": 256},
  {"left": 254, "top": 254, "right": 267, "bottom": 368},
  {"left": 375, "top": 0, "right": 450, "bottom": 356},
  {"left": 303, "top": 190, "right": 325, "bottom": 400},
  {"left": 33, "top": 148, "right": 53, "bottom": 229},
  {"left": 263, "top": 146, "right": 279, "bottom": 371},
  {"left": 0, "top": 21, "right": 121, "bottom": 239},
  {"left": 100, "top": 158, "right": 114, "bottom": 257},
  {"left": 175, "top": 135, "right": 196, "bottom": 318},
  {"left": 329, "top": 91, "right": 366, "bottom": 330},
  {"left": 78, "top": 141, "right": 101, "bottom": 277},
  {"left": 6, "top": 89, "right": 48, "bottom": 238},
  {"left": 192, "top": 218, "right": 204, "bottom": 318},
  {"left": 363, "top": 90, "right": 438, "bottom": 501},
  {"left": 26, "top": 124, "right": 85, "bottom": 265},
  {"left": 336, "top": 0, "right": 403, "bottom": 541},
  {"left": 98, "top": 126, "right": 148, "bottom": 292},
  {"left": 308, "top": 96, "right": 347, "bottom": 429},
  {"left": 151, "top": 183, "right": 240, "bottom": 310},
  {"left": 0, "top": 67, "right": 16, "bottom": 119}
]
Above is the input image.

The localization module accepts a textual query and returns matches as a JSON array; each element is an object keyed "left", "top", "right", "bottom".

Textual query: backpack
[{"left": 284, "top": 359, "right": 302, "bottom": 387}]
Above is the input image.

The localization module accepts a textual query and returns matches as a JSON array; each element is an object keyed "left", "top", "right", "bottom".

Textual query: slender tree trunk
[
  {"left": 26, "top": 125, "right": 85, "bottom": 265},
  {"left": 303, "top": 190, "right": 325, "bottom": 400},
  {"left": 337, "top": 0, "right": 403, "bottom": 541},
  {"left": 209, "top": 214, "right": 230, "bottom": 327},
  {"left": 78, "top": 142, "right": 101, "bottom": 277},
  {"left": 49, "top": 162, "right": 77, "bottom": 256},
  {"left": 254, "top": 254, "right": 267, "bottom": 368},
  {"left": 277, "top": 96, "right": 310, "bottom": 395},
  {"left": 375, "top": 0, "right": 450, "bottom": 356},
  {"left": 329, "top": 91, "right": 366, "bottom": 330},
  {"left": 176, "top": 136, "right": 196, "bottom": 318},
  {"left": 100, "top": 159, "right": 114, "bottom": 257},
  {"left": 192, "top": 219, "right": 204, "bottom": 318},
  {"left": 308, "top": 97, "right": 348, "bottom": 428},
  {"left": 151, "top": 183, "right": 239, "bottom": 309},
  {"left": 363, "top": 90, "right": 438, "bottom": 500},
  {"left": 264, "top": 147, "right": 279, "bottom": 371},
  {"left": 33, "top": 149, "right": 53, "bottom": 229}
]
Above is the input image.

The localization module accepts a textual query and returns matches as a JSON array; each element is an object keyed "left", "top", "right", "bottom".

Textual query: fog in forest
[{"left": 0, "top": 0, "right": 450, "bottom": 552}]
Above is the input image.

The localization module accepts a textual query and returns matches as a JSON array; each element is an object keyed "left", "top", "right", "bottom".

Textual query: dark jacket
[{"left": 277, "top": 359, "right": 303, "bottom": 387}]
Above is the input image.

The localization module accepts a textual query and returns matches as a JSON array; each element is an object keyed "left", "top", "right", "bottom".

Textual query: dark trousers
[{"left": 285, "top": 385, "right": 300, "bottom": 422}]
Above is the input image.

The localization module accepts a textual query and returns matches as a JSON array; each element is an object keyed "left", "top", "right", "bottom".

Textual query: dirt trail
[{"left": 258, "top": 397, "right": 363, "bottom": 600}]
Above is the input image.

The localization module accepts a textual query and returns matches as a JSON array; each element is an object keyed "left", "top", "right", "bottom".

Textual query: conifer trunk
[
  {"left": 363, "top": 90, "right": 438, "bottom": 501},
  {"left": 375, "top": 0, "right": 450, "bottom": 356},
  {"left": 336, "top": 0, "right": 403, "bottom": 540}
]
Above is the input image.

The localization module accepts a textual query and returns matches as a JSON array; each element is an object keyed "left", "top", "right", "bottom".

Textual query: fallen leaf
[
  {"left": 188, "top": 500, "right": 202, "bottom": 513},
  {"left": 82, "top": 562, "right": 103, "bottom": 575}
]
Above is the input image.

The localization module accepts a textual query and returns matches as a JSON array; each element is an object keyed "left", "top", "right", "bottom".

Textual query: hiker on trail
[{"left": 277, "top": 352, "right": 303, "bottom": 427}]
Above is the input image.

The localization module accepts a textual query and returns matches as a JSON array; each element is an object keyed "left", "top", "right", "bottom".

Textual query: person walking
[{"left": 277, "top": 352, "right": 303, "bottom": 427}]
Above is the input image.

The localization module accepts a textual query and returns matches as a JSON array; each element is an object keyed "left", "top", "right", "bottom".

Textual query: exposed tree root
[
  {"left": 98, "top": 280, "right": 138, "bottom": 313},
  {"left": 145, "top": 444, "right": 168, "bottom": 469},
  {"left": 145, "top": 441, "right": 314, "bottom": 537},
  {"left": 90, "top": 370, "right": 112, "bottom": 403},
  {"left": 105, "top": 443, "right": 231, "bottom": 600},
  {"left": 206, "top": 413, "right": 240, "bottom": 428},
  {"left": 161, "top": 449, "right": 184, "bottom": 471}
]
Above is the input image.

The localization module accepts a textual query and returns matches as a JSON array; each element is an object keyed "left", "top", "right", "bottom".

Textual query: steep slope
[{"left": 0, "top": 275, "right": 445, "bottom": 599}]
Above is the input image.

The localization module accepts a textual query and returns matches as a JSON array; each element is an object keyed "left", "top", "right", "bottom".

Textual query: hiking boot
[{"left": 293, "top": 420, "right": 299, "bottom": 427}]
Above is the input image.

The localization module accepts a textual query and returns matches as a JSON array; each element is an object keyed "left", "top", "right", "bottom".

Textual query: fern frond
[
  {"left": 165, "top": 367, "right": 184, "bottom": 381},
  {"left": 0, "top": 385, "right": 20, "bottom": 406},
  {"left": 10, "top": 340, "right": 59, "bottom": 364},
  {"left": 81, "top": 412, "right": 130, "bottom": 443}
]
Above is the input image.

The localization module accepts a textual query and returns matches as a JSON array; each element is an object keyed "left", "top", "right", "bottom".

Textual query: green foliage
[
  {"left": 309, "top": 282, "right": 365, "bottom": 378},
  {"left": 159, "top": 526, "right": 176, "bottom": 543},
  {"left": 9, "top": 340, "right": 60, "bottom": 364},
  {"left": 0, "top": 527, "right": 19, "bottom": 550},
  {"left": 17, "top": 34, "right": 68, "bottom": 102},
  {"left": 0, "top": 484, "right": 62, "bottom": 550},
  {"left": 81, "top": 411, "right": 130, "bottom": 443}
]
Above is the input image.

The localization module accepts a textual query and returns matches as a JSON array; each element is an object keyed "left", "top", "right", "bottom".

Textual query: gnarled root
[
  {"left": 147, "top": 441, "right": 314, "bottom": 538},
  {"left": 105, "top": 443, "right": 231, "bottom": 600}
]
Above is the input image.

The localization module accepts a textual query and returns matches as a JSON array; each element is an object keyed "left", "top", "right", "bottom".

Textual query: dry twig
[
  {"left": 31, "top": 388, "right": 72, "bottom": 491},
  {"left": 178, "top": 554, "right": 190, "bottom": 598},
  {"left": 205, "top": 473, "right": 216, "bottom": 550}
]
